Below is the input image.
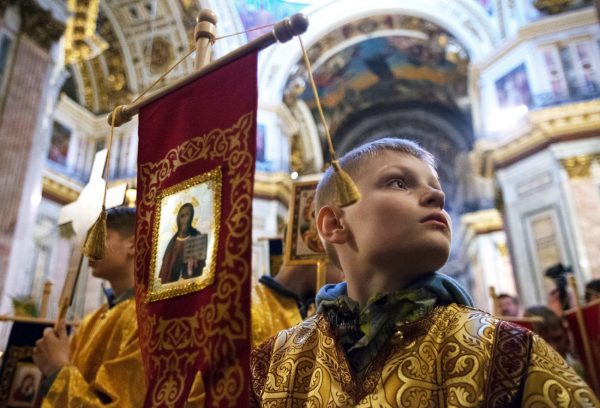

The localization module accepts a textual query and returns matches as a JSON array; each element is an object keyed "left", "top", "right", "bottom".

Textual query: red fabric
[
  {"left": 136, "top": 52, "right": 257, "bottom": 407},
  {"left": 503, "top": 318, "right": 535, "bottom": 332},
  {"left": 564, "top": 300, "right": 600, "bottom": 393}
]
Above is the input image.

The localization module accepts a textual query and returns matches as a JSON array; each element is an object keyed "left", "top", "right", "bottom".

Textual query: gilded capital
[
  {"left": 534, "top": 0, "right": 572, "bottom": 14},
  {"left": 560, "top": 154, "right": 599, "bottom": 178}
]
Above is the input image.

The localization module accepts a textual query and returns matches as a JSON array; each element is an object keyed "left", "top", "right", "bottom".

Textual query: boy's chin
[{"left": 416, "top": 247, "right": 450, "bottom": 272}]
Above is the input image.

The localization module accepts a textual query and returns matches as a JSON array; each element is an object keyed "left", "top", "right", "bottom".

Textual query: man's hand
[{"left": 32, "top": 319, "right": 70, "bottom": 377}]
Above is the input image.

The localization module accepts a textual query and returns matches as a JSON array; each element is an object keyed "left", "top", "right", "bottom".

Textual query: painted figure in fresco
[{"left": 159, "top": 202, "right": 207, "bottom": 284}]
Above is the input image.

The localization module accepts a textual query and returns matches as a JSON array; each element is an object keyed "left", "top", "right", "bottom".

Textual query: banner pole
[
  {"left": 194, "top": 10, "right": 217, "bottom": 70},
  {"left": 39, "top": 280, "right": 53, "bottom": 319},
  {"left": 108, "top": 13, "right": 309, "bottom": 127},
  {"left": 489, "top": 286, "right": 499, "bottom": 315}
]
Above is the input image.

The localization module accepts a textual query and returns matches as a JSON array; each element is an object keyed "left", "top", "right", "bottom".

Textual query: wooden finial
[
  {"left": 40, "top": 280, "right": 53, "bottom": 318},
  {"left": 194, "top": 9, "right": 217, "bottom": 69}
]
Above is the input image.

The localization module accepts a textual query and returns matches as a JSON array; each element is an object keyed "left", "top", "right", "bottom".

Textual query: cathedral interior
[{"left": 0, "top": 0, "right": 599, "bottom": 343}]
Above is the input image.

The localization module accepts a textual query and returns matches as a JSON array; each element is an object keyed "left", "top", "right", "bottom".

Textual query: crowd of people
[
  {"left": 496, "top": 278, "right": 600, "bottom": 383},
  {"left": 29, "top": 138, "right": 600, "bottom": 406}
]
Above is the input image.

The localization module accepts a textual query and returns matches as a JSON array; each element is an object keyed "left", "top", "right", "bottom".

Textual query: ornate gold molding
[
  {"left": 475, "top": 100, "right": 600, "bottom": 176},
  {"left": 460, "top": 208, "right": 504, "bottom": 236},
  {"left": 19, "top": 0, "right": 65, "bottom": 51},
  {"left": 254, "top": 172, "right": 292, "bottom": 206},
  {"left": 64, "top": 0, "right": 106, "bottom": 64},
  {"left": 77, "top": 10, "right": 131, "bottom": 113},
  {"left": 42, "top": 175, "right": 80, "bottom": 204},
  {"left": 560, "top": 154, "right": 600, "bottom": 178},
  {"left": 534, "top": 0, "right": 572, "bottom": 14}
]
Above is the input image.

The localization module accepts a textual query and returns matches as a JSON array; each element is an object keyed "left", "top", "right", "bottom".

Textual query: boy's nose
[{"left": 421, "top": 188, "right": 445, "bottom": 209}]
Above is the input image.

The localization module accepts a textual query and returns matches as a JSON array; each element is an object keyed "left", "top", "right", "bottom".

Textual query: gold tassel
[
  {"left": 83, "top": 207, "right": 107, "bottom": 260},
  {"left": 298, "top": 35, "right": 361, "bottom": 208},
  {"left": 332, "top": 160, "right": 361, "bottom": 207}
]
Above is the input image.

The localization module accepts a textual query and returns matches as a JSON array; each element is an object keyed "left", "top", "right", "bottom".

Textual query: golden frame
[
  {"left": 146, "top": 167, "right": 222, "bottom": 302},
  {"left": 284, "top": 177, "right": 327, "bottom": 265}
]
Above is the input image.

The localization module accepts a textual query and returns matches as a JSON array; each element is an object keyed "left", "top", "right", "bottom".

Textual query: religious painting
[
  {"left": 6, "top": 363, "right": 41, "bottom": 407},
  {"left": 147, "top": 167, "right": 222, "bottom": 302},
  {"left": 47, "top": 121, "right": 71, "bottom": 166},
  {"left": 285, "top": 177, "right": 327, "bottom": 265},
  {"left": 495, "top": 63, "right": 533, "bottom": 108},
  {"left": 0, "top": 322, "right": 56, "bottom": 406}
]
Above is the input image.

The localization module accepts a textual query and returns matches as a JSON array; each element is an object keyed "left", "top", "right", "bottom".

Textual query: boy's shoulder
[
  {"left": 251, "top": 314, "right": 324, "bottom": 362},
  {"left": 254, "top": 303, "right": 510, "bottom": 356}
]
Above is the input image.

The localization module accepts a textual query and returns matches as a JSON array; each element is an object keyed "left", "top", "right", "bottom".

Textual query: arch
[
  {"left": 258, "top": 0, "right": 498, "bottom": 106},
  {"left": 333, "top": 103, "right": 473, "bottom": 215}
]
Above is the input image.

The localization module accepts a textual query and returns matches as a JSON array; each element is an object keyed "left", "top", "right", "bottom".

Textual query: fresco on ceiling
[
  {"left": 291, "top": 34, "right": 469, "bottom": 132},
  {"left": 234, "top": 0, "right": 309, "bottom": 41}
]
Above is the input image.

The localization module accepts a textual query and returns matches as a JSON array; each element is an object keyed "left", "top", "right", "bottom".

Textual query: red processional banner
[
  {"left": 564, "top": 299, "right": 600, "bottom": 394},
  {"left": 501, "top": 318, "right": 535, "bottom": 332},
  {"left": 135, "top": 51, "right": 257, "bottom": 407}
]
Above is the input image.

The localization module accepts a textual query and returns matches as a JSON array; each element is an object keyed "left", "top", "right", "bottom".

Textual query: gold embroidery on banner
[
  {"left": 137, "top": 112, "right": 254, "bottom": 406},
  {"left": 147, "top": 168, "right": 222, "bottom": 302}
]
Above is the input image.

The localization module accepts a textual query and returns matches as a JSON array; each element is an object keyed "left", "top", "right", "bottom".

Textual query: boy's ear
[
  {"left": 316, "top": 205, "right": 348, "bottom": 245},
  {"left": 124, "top": 235, "right": 135, "bottom": 257}
]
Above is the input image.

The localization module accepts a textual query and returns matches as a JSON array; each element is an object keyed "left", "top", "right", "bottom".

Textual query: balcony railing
[{"left": 532, "top": 84, "right": 600, "bottom": 109}]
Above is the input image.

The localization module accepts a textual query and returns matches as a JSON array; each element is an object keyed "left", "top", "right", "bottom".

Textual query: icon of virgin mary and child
[{"left": 159, "top": 202, "right": 208, "bottom": 284}]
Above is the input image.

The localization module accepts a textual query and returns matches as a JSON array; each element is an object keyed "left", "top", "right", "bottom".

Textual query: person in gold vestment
[
  {"left": 252, "top": 261, "right": 343, "bottom": 347},
  {"left": 251, "top": 138, "right": 600, "bottom": 406},
  {"left": 33, "top": 207, "right": 146, "bottom": 407}
]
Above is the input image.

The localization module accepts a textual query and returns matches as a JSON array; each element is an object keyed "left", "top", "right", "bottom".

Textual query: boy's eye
[{"left": 388, "top": 179, "right": 407, "bottom": 189}]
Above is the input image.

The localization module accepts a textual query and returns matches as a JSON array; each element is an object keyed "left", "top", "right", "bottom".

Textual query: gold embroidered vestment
[
  {"left": 251, "top": 279, "right": 303, "bottom": 348},
  {"left": 251, "top": 304, "right": 600, "bottom": 407},
  {"left": 43, "top": 298, "right": 146, "bottom": 407}
]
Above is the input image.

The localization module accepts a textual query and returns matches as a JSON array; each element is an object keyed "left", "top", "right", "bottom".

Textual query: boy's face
[
  {"left": 337, "top": 151, "right": 451, "bottom": 274},
  {"left": 88, "top": 228, "right": 134, "bottom": 281}
]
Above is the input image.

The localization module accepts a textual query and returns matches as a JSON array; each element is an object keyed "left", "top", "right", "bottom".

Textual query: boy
[
  {"left": 251, "top": 138, "right": 599, "bottom": 406},
  {"left": 33, "top": 207, "right": 146, "bottom": 407}
]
